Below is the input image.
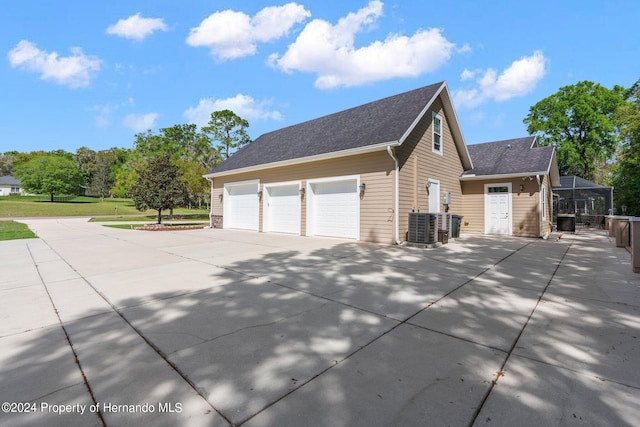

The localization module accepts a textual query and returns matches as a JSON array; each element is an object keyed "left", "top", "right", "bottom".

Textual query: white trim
[
  {"left": 262, "top": 181, "right": 302, "bottom": 235},
  {"left": 397, "top": 82, "right": 472, "bottom": 169},
  {"left": 432, "top": 112, "right": 443, "bottom": 156},
  {"left": 484, "top": 183, "right": 512, "bottom": 235},
  {"left": 428, "top": 178, "right": 441, "bottom": 213},
  {"left": 460, "top": 171, "right": 549, "bottom": 181},
  {"left": 306, "top": 175, "right": 360, "bottom": 240},
  {"left": 204, "top": 141, "right": 399, "bottom": 179},
  {"left": 399, "top": 82, "right": 445, "bottom": 144}
]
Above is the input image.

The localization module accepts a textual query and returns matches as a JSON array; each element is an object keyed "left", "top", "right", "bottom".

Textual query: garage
[
  {"left": 263, "top": 182, "right": 301, "bottom": 234},
  {"left": 224, "top": 180, "right": 259, "bottom": 231},
  {"left": 307, "top": 177, "right": 359, "bottom": 239}
]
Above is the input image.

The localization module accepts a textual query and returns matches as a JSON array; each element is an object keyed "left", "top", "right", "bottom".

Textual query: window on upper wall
[{"left": 432, "top": 113, "right": 443, "bottom": 155}]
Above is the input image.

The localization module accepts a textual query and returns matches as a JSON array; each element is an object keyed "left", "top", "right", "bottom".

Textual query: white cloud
[
  {"left": 457, "top": 43, "right": 472, "bottom": 54},
  {"left": 123, "top": 113, "right": 159, "bottom": 132},
  {"left": 186, "top": 3, "right": 310, "bottom": 60},
  {"left": 106, "top": 13, "right": 168, "bottom": 41},
  {"left": 269, "top": 0, "right": 457, "bottom": 88},
  {"left": 454, "top": 50, "right": 547, "bottom": 108},
  {"left": 7, "top": 40, "right": 101, "bottom": 88},
  {"left": 184, "top": 94, "right": 283, "bottom": 128},
  {"left": 460, "top": 68, "right": 477, "bottom": 81},
  {"left": 90, "top": 98, "right": 136, "bottom": 128}
]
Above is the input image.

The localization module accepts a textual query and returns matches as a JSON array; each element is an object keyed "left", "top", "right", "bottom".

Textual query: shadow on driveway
[{"left": 1, "top": 226, "right": 638, "bottom": 426}]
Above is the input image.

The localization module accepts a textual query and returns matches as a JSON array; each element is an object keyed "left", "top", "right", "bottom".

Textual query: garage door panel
[
  {"left": 309, "top": 179, "right": 359, "bottom": 240},
  {"left": 264, "top": 184, "right": 300, "bottom": 234},
  {"left": 224, "top": 182, "right": 259, "bottom": 231}
]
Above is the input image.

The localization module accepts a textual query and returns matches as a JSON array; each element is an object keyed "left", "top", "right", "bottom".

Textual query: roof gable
[
  {"left": 207, "top": 81, "right": 471, "bottom": 176},
  {"left": 462, "top": 137, "right": 557, "bottom": 181}
]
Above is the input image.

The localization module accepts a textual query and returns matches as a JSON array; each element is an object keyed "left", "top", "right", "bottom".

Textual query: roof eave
[
  {"left": 460, "top": 171, "right": 551, "bottom": 181},
  {"left": 203, "top": 140, "right": 400, "bottom": 179}
]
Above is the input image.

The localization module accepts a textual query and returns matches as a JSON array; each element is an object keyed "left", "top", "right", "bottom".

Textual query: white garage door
[
  {"left": 308, "top": 178, "right": 359, "bottom": 239},
  {"left": 224, "top": 181, "right": 259, "bottom": 231},
  {"left": 263, "top": 183, "right": 301, "bottom": 234}
]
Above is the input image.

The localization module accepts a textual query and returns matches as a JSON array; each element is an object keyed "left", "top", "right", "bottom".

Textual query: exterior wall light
[
  {"left": 359, "top": 183, "right": 366, "bottom": 193},
  {"left": 299, "top": 187, "right": 305, "bottom": 196},
  {"left": 519, "top": 184, "right": 525, "bottom": 193},
  {"left": 257, "top": 190, "right": 263, "bottom": 198},
  {"left": 218, "top": 193, "right": 223, "bottom": 203}
]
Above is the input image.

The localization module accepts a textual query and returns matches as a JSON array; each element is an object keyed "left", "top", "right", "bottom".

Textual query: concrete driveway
[{"left": 1, "top": 218, "right": 638, "bottom": 426}]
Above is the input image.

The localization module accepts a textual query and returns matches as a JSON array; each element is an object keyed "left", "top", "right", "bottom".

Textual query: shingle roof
[
  {"left": 462, "top": 137, "right": 555, "bottom": 177},
  {"left": 0, "top": 176, "right": 21, "bottom": 185},
  {"left": 209, "top": 82, "right": 445, "bottom": 174},
  {"left": 557, "top": 176, "right": 607, "bottom": 189}
]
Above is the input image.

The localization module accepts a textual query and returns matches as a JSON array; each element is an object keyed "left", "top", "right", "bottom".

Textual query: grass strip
[{"left": 0, "top": 221, "right": 37, "bottom": 240}]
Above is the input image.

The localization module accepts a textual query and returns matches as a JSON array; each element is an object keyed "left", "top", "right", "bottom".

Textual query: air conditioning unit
[{"left": 408, "top": 213, "right": 437, "bottom": 244}]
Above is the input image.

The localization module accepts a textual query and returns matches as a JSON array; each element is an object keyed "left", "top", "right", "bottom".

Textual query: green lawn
[
  {"left": 0, "top": 221, "right": 37, "bottom": 240},
  {"left": 0, "top": 196, "right": 209, "bottom": 218}
]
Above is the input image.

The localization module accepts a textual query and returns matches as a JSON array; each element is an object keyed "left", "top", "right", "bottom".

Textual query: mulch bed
[{"left": 134, "top": 224, "right": 207, "bottom": 231}]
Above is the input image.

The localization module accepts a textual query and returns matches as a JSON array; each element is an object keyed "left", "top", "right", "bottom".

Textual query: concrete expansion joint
[
  {"left": 469, "top": 233, "right": 575, "bottom": 425},
  {"left": 26, "top": 242, "right": 107, "bottom": 427}
]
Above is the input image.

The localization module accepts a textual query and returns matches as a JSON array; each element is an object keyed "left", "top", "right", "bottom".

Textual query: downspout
[
  {"left": 537, "top": 175, "right": 543, "bottom": 237},
  {"left": 387, "top": 146, "right": 401, "bottom": 245}
]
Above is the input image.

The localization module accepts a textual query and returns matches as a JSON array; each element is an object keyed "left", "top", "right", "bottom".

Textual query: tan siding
[
  {"left": 461, "top": 176, "right": 552, "bottom": 238},
  {"left": 460, "top": 181, "right": 484, "bottom": 234},
  {"left": 396, "top": 97, "right": 465, "bottom": 240},
  {"left": 211, "top": 151, "right": 394, "bottom": 243},
  {"left": 513, "top": 178, "right": 539, "bottom": 237}
]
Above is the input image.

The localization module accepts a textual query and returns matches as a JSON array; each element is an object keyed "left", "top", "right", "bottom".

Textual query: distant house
[
  {"left": 0, "top": 176, "right": 23, "bottom": 196},
  {"left": 204, "top": 81, "right": 559, "bottom": 243}
]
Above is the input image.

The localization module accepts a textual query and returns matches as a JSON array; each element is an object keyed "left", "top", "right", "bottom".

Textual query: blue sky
[{"left": 2, "top": 1, "right": 638, "bottom": 154}]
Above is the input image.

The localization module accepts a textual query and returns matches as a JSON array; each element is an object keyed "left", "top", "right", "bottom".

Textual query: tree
[
  {"left": 0, "top": 153, "right": 16, "bottom": 175},
  {"left": 90, "top": 149, "right": 116, "bottom": 199},
  {"left": 108, "top": 147, "right": 134, "bottom": 198},
  {"left": 524, "top": 81, "right": 628, "bottom": 183},
  {"left": 14, "top": 155, "right": 85, "bottom": 201},
  {"left": 74, "top": 147, "right": 97, "bottom": 185},
  {"left": 130, "top": 153, "right": 187, "bottom": 224},
  {"left": 611, "top": 78, "right": 640, "bottom": 215},
  {"left": 202, "top": 110, "right": 251, "bottom": 160},
  {"left": 133, "top": 124, "right": 220, "bottom": 170},
  {"left": 177, "top": 159, "right": 209, "bottom": 209}
]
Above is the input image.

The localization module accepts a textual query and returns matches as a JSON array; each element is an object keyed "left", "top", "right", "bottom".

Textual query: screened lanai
[{"left": 553, "top": 176, "right": 614, "bottom": 227}]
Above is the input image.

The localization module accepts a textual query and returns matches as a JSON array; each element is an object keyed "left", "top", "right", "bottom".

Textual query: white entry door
[{"left": 485, "top": 184, "right": 512, "bottom": 235}]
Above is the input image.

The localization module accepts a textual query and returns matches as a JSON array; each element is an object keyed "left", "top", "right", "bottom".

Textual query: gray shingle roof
[
  {"left": 462, "top": 137, "right": 555, "bottom": 177},
  {"left": 0, "top": 176, "right": 21, "bottom": 185},
  {"left": 557, "top": 176, "right": 606, "bottom": 189},
  {"left": 209, "top": 82, "right": 445, "bottom": 174}
]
